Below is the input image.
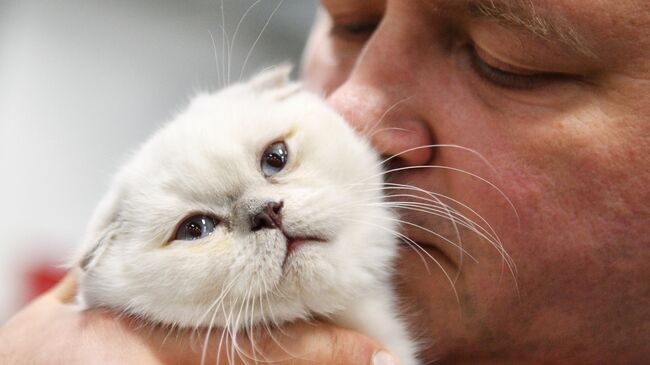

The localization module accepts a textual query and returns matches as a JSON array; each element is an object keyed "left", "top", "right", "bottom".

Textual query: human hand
[{"left": 0, "top": 270, "right": 398, "bottom": 364}]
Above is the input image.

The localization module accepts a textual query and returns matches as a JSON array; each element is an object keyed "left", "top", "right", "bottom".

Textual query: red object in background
[{"left": 24, "top": 264, "right": 67, "bottom": 302}]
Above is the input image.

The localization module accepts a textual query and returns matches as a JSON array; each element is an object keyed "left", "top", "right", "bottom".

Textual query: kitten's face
[{"left": 79, "top": 68, "right": 397, "bottom": 329}]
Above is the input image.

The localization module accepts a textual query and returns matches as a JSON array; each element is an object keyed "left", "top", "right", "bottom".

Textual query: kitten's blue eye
[
  {"left": 261, "top": 141, "right": 288, "bottom": 177},
  {"left": 174, "top": 215, "right": 218, "bottom": 241}
]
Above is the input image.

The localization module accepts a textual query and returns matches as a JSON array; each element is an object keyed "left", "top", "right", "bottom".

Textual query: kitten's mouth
[{"left": 281, "top": 231, "right": 326, "bottom": 267}]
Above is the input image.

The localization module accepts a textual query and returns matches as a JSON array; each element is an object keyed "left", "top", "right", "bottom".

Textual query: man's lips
[{"left": 398, "top": 239, "right": 459, "bottom": 271}]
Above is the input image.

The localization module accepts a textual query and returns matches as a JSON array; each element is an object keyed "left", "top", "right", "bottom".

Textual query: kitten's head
[{"left": 78, "top": 66, "right": 397, "bottom": 329}]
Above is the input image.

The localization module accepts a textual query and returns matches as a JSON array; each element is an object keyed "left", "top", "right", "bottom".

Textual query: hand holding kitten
[
  {"left": 0, "top": 270, "right": 399, "bottom": 365},
  {"left": 72, "top": 66, "right": 418, "bottom": 364},
  {"left": 2, "top": 67, "right": 417, "bottom": 365}
]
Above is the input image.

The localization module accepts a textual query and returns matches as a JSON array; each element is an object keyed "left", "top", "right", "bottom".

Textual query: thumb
[{"left": 48, "top": 268, "right": 80, "bottom": 304}]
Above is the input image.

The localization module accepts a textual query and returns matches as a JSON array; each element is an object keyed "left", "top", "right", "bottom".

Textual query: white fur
[{"left": 77, "top": 66, "right": 419, "bottom": 365}]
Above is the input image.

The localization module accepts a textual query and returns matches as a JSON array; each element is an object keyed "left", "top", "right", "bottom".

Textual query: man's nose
[
  {"left": 325, "top": 28, "right": 435, "bottom": 167},
  {"left": 328, "top": 86, "right": 434, "bottom": 167}
]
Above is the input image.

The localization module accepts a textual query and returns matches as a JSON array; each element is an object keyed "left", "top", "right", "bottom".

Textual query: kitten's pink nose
[{"left": 250, "top": 201, "right": 283, "bottom": 231}]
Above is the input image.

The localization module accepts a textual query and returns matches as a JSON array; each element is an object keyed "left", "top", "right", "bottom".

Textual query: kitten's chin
[{"left": 187, "top": 294, "right": 317, "bottom": 330}]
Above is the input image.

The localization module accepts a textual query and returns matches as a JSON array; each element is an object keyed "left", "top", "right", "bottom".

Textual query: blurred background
[{"left": 0, "top": 0, "right": 318, "bottom": 322}]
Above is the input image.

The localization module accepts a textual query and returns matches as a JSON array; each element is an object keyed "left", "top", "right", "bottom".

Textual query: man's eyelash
[
  {"left": 467, "top": 46, "right": 571, "bottom": 89},
  {"left": 329, "top": 21, "right": 378, "bottom": 40}
]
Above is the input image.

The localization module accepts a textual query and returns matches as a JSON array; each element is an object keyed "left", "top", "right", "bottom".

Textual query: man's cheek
[
  {"left": 504, "top": 106, "right": 612, "bottom": 176},
  {"left": 302, "top": 13, "right": 356, "bottom": 96},
  {"left": 502, "top": 107, "right": 649, "bottom": 234}
]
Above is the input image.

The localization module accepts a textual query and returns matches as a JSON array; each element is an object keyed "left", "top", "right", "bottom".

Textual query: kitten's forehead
[
  {"left": 128, "top": 89, "right": 328, "bottom": 195},
  {"left": 177, "top": 89, "right": 313, "bottom": 142},
  {"left": 119, "top": 80, "right": 378, "bottom": 216}
]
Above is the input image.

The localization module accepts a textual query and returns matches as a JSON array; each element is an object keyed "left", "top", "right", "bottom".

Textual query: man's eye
[
  {"left": 468, "top": 46, "right": 571, "bottom": 90},
  {"left": 330, "top": 21, "right": 378, "bottom": 40}
]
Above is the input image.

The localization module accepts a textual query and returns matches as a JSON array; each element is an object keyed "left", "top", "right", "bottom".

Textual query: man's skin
[
  {"left": 304, "top": 0, "right": 650, "bottom": 363},
  {"left": 2, "top": 0, "right": 649, "bottom": 364}
]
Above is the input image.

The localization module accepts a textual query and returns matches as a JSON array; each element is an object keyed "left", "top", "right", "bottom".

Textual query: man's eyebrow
[{"left": 467, "top": 0, "right": 595, "bottom": 57}]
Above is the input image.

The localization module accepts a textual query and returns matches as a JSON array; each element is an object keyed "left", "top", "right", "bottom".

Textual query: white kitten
[{"left": 77, "top": 66, "right": 419, "bottom": 365}]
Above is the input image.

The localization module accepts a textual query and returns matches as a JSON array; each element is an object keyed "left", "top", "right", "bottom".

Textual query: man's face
[{"left": 303, "top": 0, "right": 650, "bottom": 363}]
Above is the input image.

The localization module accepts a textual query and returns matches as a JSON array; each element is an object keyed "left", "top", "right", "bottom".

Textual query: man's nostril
[
  {"left": 381, "top": 155, "right": 407, "bottom": 173},
  {"left": 371, "top": 119, "right": 435, "bottom": 167}
]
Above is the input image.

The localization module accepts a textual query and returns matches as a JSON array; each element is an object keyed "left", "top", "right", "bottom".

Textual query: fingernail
[{"left": 372, "top": 350, "right": 399, "bottom": 365}]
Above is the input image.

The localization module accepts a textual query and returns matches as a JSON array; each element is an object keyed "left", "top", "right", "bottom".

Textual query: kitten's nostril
[
  {"left": 271, "top": 201, "right": 283, "bottom": 214},
  {"left": 250, "top": 201, "right": 283, "bottom": 231},
  {"left": 251, "top": 212, "right": 275, "bottom": 231}
]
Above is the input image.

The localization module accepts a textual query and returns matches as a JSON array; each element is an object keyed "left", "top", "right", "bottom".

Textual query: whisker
[
  {"left": 342, "top": 215, "right": 430, "bottom": 272},
  {"left": 370, "top": 214, "right": 477, "bottom": 262},
  {"left": 295, "top": 183, "right": 482, "bottom": 270},
  {"left": 249, "top": 276, "right": 298, "bottom": 363},
  {"left": 325, "top": 179, "right": 517, "bottom": 285},
  {"left": 197, "top": 272, "right": 242, "bottom": 325},
  {"left": 241, "top": 285, "right": 259, "bottom": 365},
  {"left": 201, "top": 305, "right": 219, "bottom": 365},
  {"left": 370, "top": 143, "right": 519, "bottom": 227},
  {"left": 379, "top": 183, "right": 507, "bottom": 259},
  {"left": 216, "top": 301, "right": 229, "bottom": 364},
  {"left": 328, "top": 190, "right": 476, "bottom": 263},
  {"left": 219, "top": 0, "right": 229, "bottom": 87},
  {"left": 344, "top": 188, "right": 518, "bottom": 287},
  {"left": 239, "top": 0, "right": 284, "bottom": 81},
  {"left": 250, "top": 288, "right": 259, "bottom": 365},
  {"left": 377, "top": 144, "right": 497, "bottom": 176},
  {"left": 367, "top": 127, "right": 416, "bottom": 140},
  {"left": 352, "top": 185, "right": 469, "bottom": 279},
  {"left": 376, "top": 193, "right": 500, "bottom": 244},
  {"left": 199, "top": 274, "right": 241, "bottom": 365},
  {"left": 232, "top": 293, "right": 248, "bottom": 363},
  {"left": 208, "top": 31, "right": 222, "bottom": 89},
  {"left": 378, "top": 201, "right": 496, "bottom": 250},
  {"left": 366, "top": 165, "right": 519, "bottom": 225},
  {"left": 381, "top": 183, "right": 504, "bottom": 247},
  {"left": 161, "top": 322, "right": 180, "bottom": 351},
  {"left": 373, "top": 199, "right": 514, "bottom": 280},
  {"left": 335, "top": 180, "right": 500, "bottom": 242},
  {"left": 378, "top": 201, "right": 515, "bottom": 278},
  {"left": 260, "top": 279, "right": 291, "bottom": 338},
  {"left": 362, "top": 95, "right": 414, "bottom": 137},
  {"left": 343, "top": 216, "right": 461, "bottom": 304},
  {"left": 229, "top": 0, "right": 263, "bottom": 86}
]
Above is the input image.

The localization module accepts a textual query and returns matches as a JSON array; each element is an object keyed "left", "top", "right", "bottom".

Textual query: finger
[
  {"left": 49, "top": 268, "right": 80, "bottom": 304},
  {"left": 146, "top": 320, "right": 400, "bottom": 365}
]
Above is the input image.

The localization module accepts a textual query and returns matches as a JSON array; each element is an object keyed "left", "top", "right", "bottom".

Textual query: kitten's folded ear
[
  {"left": 248, "top": 63, "right": 293, "bottom": 91},
  {"left": 248, "top": 64, "right": 303, "bottom": 100},
  {"left": 74, "top": 185, "right": 124, "bottom": 272}
]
